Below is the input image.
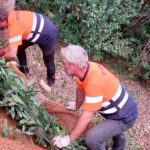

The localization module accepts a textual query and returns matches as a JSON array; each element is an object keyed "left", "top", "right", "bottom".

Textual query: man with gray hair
[
  {"left": 60, "top": 45, "right": 88, "bottom": 76},
  {"left": 52, "top": 45, "right": 137, "bottom": 150}
]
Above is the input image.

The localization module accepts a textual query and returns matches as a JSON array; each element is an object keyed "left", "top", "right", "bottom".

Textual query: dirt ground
[
  {"left": 0, "top": 43, "right": 149, "bottom": 150},
  {"left": 0, "top": 109, "right": 45, "bottom": 150}
]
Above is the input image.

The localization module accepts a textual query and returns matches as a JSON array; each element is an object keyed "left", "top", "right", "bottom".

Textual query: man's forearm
[{"left": 69, "top": 111, "right": 93, "bottom": 142}]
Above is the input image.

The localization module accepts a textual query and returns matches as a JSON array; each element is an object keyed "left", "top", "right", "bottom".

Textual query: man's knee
[
  {"left": 85, "top": 130, "right": 100, "bottom": 147},
  {"left": 49, "top": 25, "right": 58, "bottom": 45},
  {"left": 42, "top": 47, "right": 54, "bottom": 56},
  {"left": 85, "top": 132, "right": 93, "bottom": 146}
]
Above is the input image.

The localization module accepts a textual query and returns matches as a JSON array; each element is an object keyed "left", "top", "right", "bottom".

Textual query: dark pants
[
  {"left": 17, "top": 15, "right": 58, "bottom": 82},
  {"left": 17, "top": 28, "right": 58, "bottom": 80},
  {"left": 84, "top": 119, "right": 135, "bottom": 150},
  {"left": 17, "top": 40, "right": 55, "bottom": 79}
]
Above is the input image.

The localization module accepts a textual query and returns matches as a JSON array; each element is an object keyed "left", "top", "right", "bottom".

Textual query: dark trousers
[
  {"left": 84, "top": 119, "right": 135, "bottom": 150},
  {"left": 17, "top": 15, "right": 58, "bottom": 80},
  {"left": 17, "top": 30, "right": 58, "bottom": 80}
]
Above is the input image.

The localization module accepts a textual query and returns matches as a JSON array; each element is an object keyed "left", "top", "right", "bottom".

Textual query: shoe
[
  {"left": 47, "top": 77, "right": 55, "bottom": 86},
  {"left": 19, "top": 66, "right": 29, "bottom": 74},
  {"left": 112, "top": 134, "right": 126, "bottom": 150}
]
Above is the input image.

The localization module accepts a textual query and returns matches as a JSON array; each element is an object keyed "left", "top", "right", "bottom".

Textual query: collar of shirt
[{"left": 79, "top": 62, "right": 90, "bottom": 82}]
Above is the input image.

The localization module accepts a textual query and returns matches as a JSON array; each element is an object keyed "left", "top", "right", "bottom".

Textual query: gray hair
[{"left": 61, "top": 45, "right": 89, "bottom": 69}]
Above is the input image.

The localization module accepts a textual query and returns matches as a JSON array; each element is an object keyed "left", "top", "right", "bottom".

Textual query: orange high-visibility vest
[{"left": 7, "top": 11, "right": 33, "bottom": 47}]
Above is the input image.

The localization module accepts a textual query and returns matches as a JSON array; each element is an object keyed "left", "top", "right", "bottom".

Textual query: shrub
[
  {"left": 51, "top": 0, "right": 140, "bottom": 60},
  {"left": 15, "top": 0, "right": 150, "bottom": 81},
  {"left": 16, "top": 0, "right": 53, "bottom": 14}
]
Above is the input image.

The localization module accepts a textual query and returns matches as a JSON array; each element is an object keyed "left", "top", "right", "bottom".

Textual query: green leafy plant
[
  {"left": 1, "top": 119, "right": 8, "bottom": 137},
  {"left": 50, "top": 0, "right": 139, "bottom": 59},
  {"left": 15, "top": 0, "right": 149, "bottom": 82},
  {"left": 123, "top": 0, "right": 150, "bottom": 81},
  {"left": 0, "top": 60, "right": 87, "bottom": 149},
  {"left": 16, "top": 0, "right": 53, "bottom": 15}
]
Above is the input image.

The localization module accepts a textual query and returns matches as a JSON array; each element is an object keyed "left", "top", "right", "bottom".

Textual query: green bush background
[{"left": 15, "top": 0, "right": 150, "bottom": 81}]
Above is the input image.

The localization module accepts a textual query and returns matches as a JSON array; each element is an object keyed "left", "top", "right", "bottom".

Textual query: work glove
[
  {"left": 52, "top": 135, "right": 70, "bottom": 149},
  {"left": 65, "top": 101, "right": 76, "bottom": 111},
  {"left": 0, "top": 49, "right": 6, "bottom": 57}
]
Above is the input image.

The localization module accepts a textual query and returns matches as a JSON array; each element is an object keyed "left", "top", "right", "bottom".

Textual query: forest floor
[
  {"left": 0, "top": 42, "right": 149, "bottom": 150},
  {"left": 26, "top": 43, "right": 150, "bottom": 150}
]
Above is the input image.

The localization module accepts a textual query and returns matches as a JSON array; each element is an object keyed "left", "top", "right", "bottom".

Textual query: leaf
[
  {"left": 43, "top": 111, "right": 49, "bottom": 121},
  {"left": 44, "top": 124, "right": 50, "bottom": 131},
  {"left": 36, "top": 119, "right": 42, "bottom": 126},
  {"left": 0, "top": 61, "right": 7, "bottom": 67},
  {"left": 22, "top": 125, "right": 26, "bottom": 133},
  {"left": 28, "top": 127, "right": 36, "bottom": 132},
  {"left": 11, "top": 94, "right": 25, "bottom": 105},
  {"left": 8, "top": 102, "right": 17, "bottom": 106},
  {"left": 31, "top": 106, "right": 39, "bottom": 116},
  {"left": 1, "top": 119, "right": 8, "bottom": 137},
  {"left": 19, "top": 78, "right": 26, "bottom": 89},
  {"left": 10, "top": 107, "right": 15, "bottom": 119},
  {"left": 27, "top": 119, "right": 36, "bottom": 125},
  {"left": 7, "top": 70, "right": 14, "bottom": 77},
  {"left": 22, "top": 112, "right": 30, "bottom": 120},
  {"left": 25, "top": 131, "right": 34, "bottom": 136},
  {"left": 19, "top": 119, "right": 28, "bottom": 124},
  {"left": 15, "top": 128, "right": 22, "bottom": 134},
  {"left": 0, "top": 101, "right": 4, "bottom": 106},
  {"left": 15, "top": 108, "right": 23, "bottom": 118},
  {"left": 16, "top": 78, "right": 25, "bottom": 89},
  {"left": 27, "top": 79, "right": 35, "bottom": 87},
  {"left": 30, "top": 96, "right": 42, "bottom": 107},
  {"left": 56, "top": 126, "right": 61, "bottom": 134}
]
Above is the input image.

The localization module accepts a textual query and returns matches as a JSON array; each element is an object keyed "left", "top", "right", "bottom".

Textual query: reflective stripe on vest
[
  {"left": 26, "top": 13, "right": 44, "bottom": 42},
  {"left": 99, "top": 84, "right": 129, "bottom": 114}
]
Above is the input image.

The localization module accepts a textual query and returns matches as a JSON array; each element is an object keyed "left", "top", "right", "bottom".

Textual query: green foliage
[
  {"left": 16, "top": 0, "right": 53, "bottom": 15},
  {"left": 107, "top": 61, "right": 135, "bottom": 80},
  {"left": 0, "top": 60, "right": 61, "bottom": 146},
  {"left": 122, "top": 1, "right": 150, "bottom": 81},
  {"left": 1, "top": 119, "right": 8, "bottom": 137},
  {"left": 51, "top": 0, "right": 139, "bottom": 59},
  {"left": 50, "top": 0, "right": 149, "bottom": 81},
  {"left": 15, "top": 0, "right": 149, "bottom": 81},
  {"left": 0, "top": 60, "right": 87, "bottom": 149}
]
